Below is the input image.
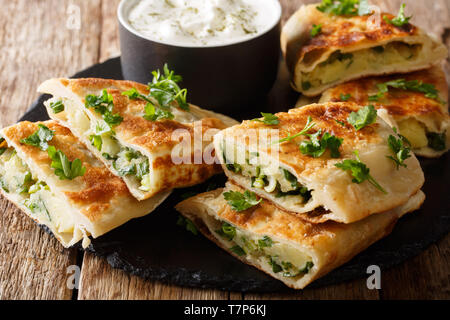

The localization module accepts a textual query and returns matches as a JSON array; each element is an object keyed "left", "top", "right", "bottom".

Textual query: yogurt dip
[{"left": 126, "top": 0, "right": 280, "bottom": 47}]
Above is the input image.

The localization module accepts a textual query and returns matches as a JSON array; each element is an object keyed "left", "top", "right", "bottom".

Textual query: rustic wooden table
[{"left": 0, "top": 0, "right": 449, "bottom": 300}]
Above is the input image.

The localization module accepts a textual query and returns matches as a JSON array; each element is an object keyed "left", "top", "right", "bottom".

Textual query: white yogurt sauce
[{"left": 127, "top": 0, "right": 280, "bottom": 47}]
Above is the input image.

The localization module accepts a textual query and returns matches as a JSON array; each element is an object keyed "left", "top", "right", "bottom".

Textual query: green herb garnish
[
  {"left": 20, "top": 124, "right": 54, "bottom": 151},
  {"left": 340, "top": 93, "right": 351, "bottom": 101},
  {"left": 335, "top": 119, "right": 346, "bottom": 127},
  {"left": 122, "top": 64, "right": 188, "bottom": 121},
  {"left": 368, "top": 79, "right": 443, "bottom": 103},
  {"left": 49, "top": 100, "right": 65, "bottom": 114},
  {"left": 386, "top": 128, "right": 411, "bottom": 169},
  {"left": 347, "top": 105, "right": 377, "bottom": 131},
  {"left": 85, "top": 89, "right": 123, "bottom": 127},
  {"left": 47, "top": 146, "right": 86, "bottom": 180},
  {"left": 383, "top": 4, "right": 411, "bottom": 27},
  {"left": 252, "top": 112, "right": 280, "bottom": 125},
  {"left": 317, "top": 0, "right": 370, "bottom": 16},
  {"left": 223, "top": 190, "right": 262, "bottom": 212},
  {"left": 310, "top": 24, "right": 322, "bottom": 37},
  {"left": 300, "top": 131, "right": 343, "bottom": 158},
  {"left": 276, "top": 116, "right": 315, "bottom": 144},
  {"left": 335, "top": 150, "right": 387, "bottom": 194}
]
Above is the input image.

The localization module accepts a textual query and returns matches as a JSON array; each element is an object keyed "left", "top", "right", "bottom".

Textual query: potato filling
[
  {"left": 0, "top": 148, "right": 75, "bottom": 235},
  {"left": 222, "top": 148, "right": 312, "bottom": 204},
  {"left": 45, "top": 97, "right": 151, "bottom": 191},
  {"left": 301, "top": 42, "right": 421, "bottom": 90},
  {"left": 208, "top": 217, "right": 314, "bottom": 278}
]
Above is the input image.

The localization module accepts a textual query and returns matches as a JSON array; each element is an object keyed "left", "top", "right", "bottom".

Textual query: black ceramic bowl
[{"left": 118, "top": 0, "right": 282, "bottom": 113}]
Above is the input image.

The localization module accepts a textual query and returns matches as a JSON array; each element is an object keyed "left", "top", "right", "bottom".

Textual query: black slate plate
[{"left": 22, "top": 57, "right": 450, "bottom": 292}]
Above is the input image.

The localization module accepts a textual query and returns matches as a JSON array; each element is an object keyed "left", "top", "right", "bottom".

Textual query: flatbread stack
[
  {"left": 0, "top": 67, "right": 237, "bottom": 248},
  {"left": 176, "top": 1, "right": 447, "bottom": 289},
  {"left": 284, "top": 2, "right": 449, "bottom": 158},
  {"left": 176, "top": 102, "right": 426, "bottom": 289}
]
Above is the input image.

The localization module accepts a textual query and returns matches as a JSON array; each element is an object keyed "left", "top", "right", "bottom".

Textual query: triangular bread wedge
[
  {"left": 175, "top": 182, "right": 425, "bottom": 289},
  {"left": 214, "top": 102, "right": 424, "bottom": 223},
  {"left": 317, "top": 66, "right": 450, "bottom": 157},
  {"left": 38, "top": 78, "right": 238, "bottom": 201},
  {"left": 281, "top": 4, "right": 448, "bottom": 96},
  {"left": 0, "top": 121, "right": 170, "bottom": 248}
]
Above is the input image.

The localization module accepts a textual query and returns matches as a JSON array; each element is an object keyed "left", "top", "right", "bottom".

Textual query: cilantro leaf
[
  {"left": 276, "top": 116, "right": 343, "bottom": 158},
  {"left": 252, "top": 112, "right": 280, "bottom": 125},
  {"left": 386, "top": 129, "right": 411, "bottom": 169},
  {"left": 223, "top": 190, "right": 262, "bottom": 212},
  {"left": 340, "top": 93, "right": 351, "bottom": 101},
  {"left": 276, "top": 116, "right": 315, "bottom": 144},
  {"left": 150, "top": 64, "right": 189, "bottom": 111},
  {"left": 47, "top": 146, "right": 86, "bottom": 180},
  {"left": 384, "top": 4, "right": 411, "bottom": 27},
  {"left": 299, "top": 130, "right": 343, "bottom": 158},
  {"left": 347, "top": 105, "right": 377, "bottom": 131},
  {"left": 85, "top": 89, "right": 123, "bottom": 127},
  {"left": 317, "top": 0, "right": 358, "bottom": 16},
  {"left": 122, "top": 65, "right": 187, "bottom": 122},
  {"left": 143, "top": 102, "right": 174, "bottom": 121},
  {"left": 369, "top": 78, "right": 443, "bottom": 103},
  {"left": 49, "top": 100, "right": 65, "bottom": 114},
  {"left": 310, "top": 24, "right": 322, "bottom": 37},
  {"left": 20, "top": 124, "right": 54, "bottom": 151},
  {"left": 335, "top": 150, "right": 387, "bottom": 194},
  {"left": 335, "top": 119, "right": 346, "bottom": 127},
  {"left": 317, "top": 0, "right": 369, "bottom": 16}
]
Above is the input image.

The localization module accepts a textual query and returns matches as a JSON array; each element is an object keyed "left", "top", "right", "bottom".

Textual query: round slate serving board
[{"left": 22, "top": 57, "right": 450, "bottom": 292}]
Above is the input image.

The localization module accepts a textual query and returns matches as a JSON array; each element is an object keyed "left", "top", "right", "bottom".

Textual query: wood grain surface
[{"left": 0, "top": 0, "right": 449, "bottom": 300}]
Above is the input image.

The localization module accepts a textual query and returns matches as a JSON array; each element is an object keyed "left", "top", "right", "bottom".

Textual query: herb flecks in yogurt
[{"left": 127, "top": 0, "right": 279, "bottom": 46}]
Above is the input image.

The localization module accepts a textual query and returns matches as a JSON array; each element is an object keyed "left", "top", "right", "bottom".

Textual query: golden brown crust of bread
[{"left": 321, "top": 66, "right": 448, "bottom": 117}]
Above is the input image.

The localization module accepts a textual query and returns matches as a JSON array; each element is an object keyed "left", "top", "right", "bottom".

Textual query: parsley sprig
[
  {"left": 20, "top": 124, "right": 54, "bottom": 151},
  {"left": 335, "top": 150, "right": 387, "bottom": 194},
  {"left": 252, "top": 112, "right": 279, "bottom": 125},
  {"left": 310, "top": 24, "right": 322, "bottom": 37},
  {"left": 122, "top": 64, "right": 189, "bottom": 122},
  {"left": 300, "top": 131, "right": 343, "bottom": 158},
  {"left": 223, "top": 190, "right": 262, "bottom": 212},
  {"left": 85, "top": 89, "right": 123, "bottom": 127},
  {"left": 347, "top": 105, "right": 377, "bottom": 131},
  {"left": 316, "top": 0, "right": 371, "bottom": 16},
  {"left": 21, "top": 125, "right": 86, "bottom": 180},
  {"left": 47, "top": 146, "right": 86, "bottom": 180},
  {"left": 276, "top": 116, "right": 316, "bottom": 144},
  {"left": 368, "top": 79, "right": 444, "bottom": 104},
  {"left": 384, "top": 4, "right": 411, "bottom": 27},
  {"left": 386, "top": 128, "right": 411, "bottom": 169},
  {"left": 276, "top": 116, "right": 343, "bottom": 158}
]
